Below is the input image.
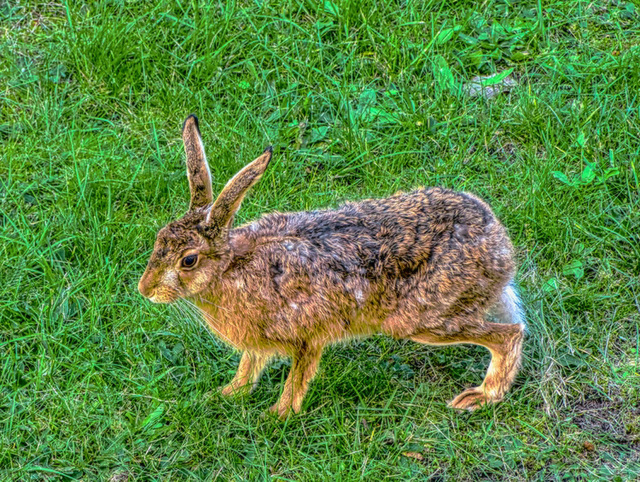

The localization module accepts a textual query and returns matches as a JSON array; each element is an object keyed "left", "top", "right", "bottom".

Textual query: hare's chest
[
  {"left": 198, "top": 285, "right": 282, "bottom": 350},
  {"left": 193, "top": 301, "right": 243, "bottom": 349}
]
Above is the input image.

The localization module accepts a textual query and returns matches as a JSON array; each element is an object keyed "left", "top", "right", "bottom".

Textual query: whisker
[
  {"left": 180, "top": 298, "right": 236, "bottom": 347},
  {"left": 195, "top": 296, "right": 231, "bottom": 313},
  {"left": 170, "top": 302, "right": 194, "bottom": 331},
  {"left": 171, "top": 301, "right": 218, "bottom": 344}
]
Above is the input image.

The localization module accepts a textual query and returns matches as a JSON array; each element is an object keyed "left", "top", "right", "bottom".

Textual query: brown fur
[{"left": 138, "top": 115, "right": 526, "bottom": 418}]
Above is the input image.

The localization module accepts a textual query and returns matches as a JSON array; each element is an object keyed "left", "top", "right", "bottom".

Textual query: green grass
[{"left": 1, "top": 0, "right": 639, "bottom": 479}]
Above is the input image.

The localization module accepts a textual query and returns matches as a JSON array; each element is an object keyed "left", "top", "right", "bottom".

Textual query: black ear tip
[
  {"left": 264, "top": 145, "right": 273, "bottom": 154},
  {"left": 182, "top": 114, "right": 200, "bottom": 133}
]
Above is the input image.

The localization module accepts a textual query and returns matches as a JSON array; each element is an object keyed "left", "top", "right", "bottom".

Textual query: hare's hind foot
[
  {"left": 411, "top": 320, "right": 525, "bottom": 410},
  {"left": 448, "top": 387, "right": 496, "bottom": 410}
]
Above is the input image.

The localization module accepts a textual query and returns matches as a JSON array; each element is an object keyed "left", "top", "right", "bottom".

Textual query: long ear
[
  {"left": 182, "top": 114, "right": 213, "bottom": 210},
  {"left": 207, "top": 146, "right": 273, "bottom": 228}
]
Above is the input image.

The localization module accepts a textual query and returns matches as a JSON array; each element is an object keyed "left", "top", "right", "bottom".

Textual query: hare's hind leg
[
  {"left": 270, "top": 344, "right": 323, "bottom": 419},
  {"left": 220, "top": 351, "right": 271, "bottom": 397},
  {"left": 447, "top": 321, "right": 524, "bottom": 410},
  {"left": 411, "top": 321, "right": 525, "bottom": 410}
]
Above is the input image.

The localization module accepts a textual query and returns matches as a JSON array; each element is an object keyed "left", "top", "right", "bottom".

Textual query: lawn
[{"left": 1, "top": 0, "right": 639, "bottom": 479}]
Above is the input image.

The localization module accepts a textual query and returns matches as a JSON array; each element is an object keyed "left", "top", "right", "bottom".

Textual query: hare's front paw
[
  {"left": 448, "top": 387, "right": 498, "bottom": 411},
  {"left": 219, "top": 382, "right": 252, "bottom": 398},
  {"left": 268, "top": 402, "right": 293, "bottom": 420}
]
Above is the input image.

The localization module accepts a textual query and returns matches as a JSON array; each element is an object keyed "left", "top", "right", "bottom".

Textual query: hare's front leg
[
  {"left": 270, "top": 345, "right": 323, "bottom": 419},
  {"left": 411, "top": 321, "right": 525, "bottom": 410},
  {"left": 220, "top": 351, "right": 270, "bottom": 397}
]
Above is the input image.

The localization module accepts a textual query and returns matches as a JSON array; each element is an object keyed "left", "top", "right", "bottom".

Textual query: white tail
[{"left": 490, "top": 282, "right": 526, "bottom": 329}]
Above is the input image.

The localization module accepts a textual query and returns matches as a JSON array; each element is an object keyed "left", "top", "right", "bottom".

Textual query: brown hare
[{"left": 138, "top": 115, "right": 526, "bottom": 418}]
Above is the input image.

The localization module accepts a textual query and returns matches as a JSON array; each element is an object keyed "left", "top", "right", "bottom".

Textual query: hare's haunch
[{"left": 138, "top": 115, "right": 526, "bottom": 418}]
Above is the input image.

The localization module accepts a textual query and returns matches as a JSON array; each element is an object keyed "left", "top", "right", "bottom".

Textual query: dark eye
[{"left": 181, "top": 254, "right": 198, "bottom": 268}]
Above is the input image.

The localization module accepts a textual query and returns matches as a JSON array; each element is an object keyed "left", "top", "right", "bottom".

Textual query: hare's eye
[{"left": 181, "top": 254, "right": 198, "bottom": 268}]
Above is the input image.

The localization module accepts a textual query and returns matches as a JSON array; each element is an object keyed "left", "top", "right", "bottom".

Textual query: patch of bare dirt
[{"left": 570, "top": 387, "right": 640, "bottom": 450}]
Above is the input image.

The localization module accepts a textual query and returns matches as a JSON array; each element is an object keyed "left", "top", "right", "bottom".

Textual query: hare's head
[{"left": 138, "top": 115, "right": 272, "bottom": 303}]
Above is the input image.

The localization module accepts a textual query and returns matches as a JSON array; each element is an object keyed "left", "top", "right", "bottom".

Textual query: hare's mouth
[{"left": 148, "top": 290, "right": 179, "bottom": 304}]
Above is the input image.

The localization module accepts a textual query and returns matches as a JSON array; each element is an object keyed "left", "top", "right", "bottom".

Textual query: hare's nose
[{"left": 138, "top": 273, "right": 154, "bottom": 298}]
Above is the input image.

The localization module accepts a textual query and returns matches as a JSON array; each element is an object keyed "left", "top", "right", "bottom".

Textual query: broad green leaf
[
  {"left": 556, "top": 353, "right": 587, "bottom": 368},
  {"left": 245, "top": 59, "right": 257, "bottom": 80},
  {"left": 369, "top": 107, "right": 400, "bottom": 124},
  {"left": 600, "top": 167, "right": 620, "bottom": 182},
  {"left": 434, "top": 55, "right": 456, "bottom": 93},
  {"left": 509, "top": 50, "right": 531, "bottom": 61},
  {"left": 463, "top": 50, "right": 483, "bottom": 68},
  {"left": 552, "top": 171, "right": 570, "bottom": 185},
  {"left": 310, "top": 126, "right": 329, "bottom": 143},
  {"left": 427, "top": 117, "right": 438, "bottom": 133},
  {"left": 315, "top": 20, "right": 335, "bottom": 31},
  {"left": 141, "top": 404, "right": 165, "bottom": 430},
  {"left": 543, "top": 277, "right": 559, "bottom": 292},
  {"left": 458, "top": 33, "right": 478, "bottom": 45},
  {"left": 436, "top": 25, "right": 461, "bottom": 45},
  {"left": 324, "top": 1, "right": 339, "bottom": 16},
  {"left": 576, "top": 132, "right": 586, "bottom": 147},
  {"left": 562, "top": 260, "right": 584, "bottom": 280},
  {"left": 359, "top": 88, "right": 376, "bottom": 106},
  {"left": 480, "top": 68, "right": 514, "bottom": 87},
  {"left": 580, "top": 165, "right": 595, "bottom": 184}
]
